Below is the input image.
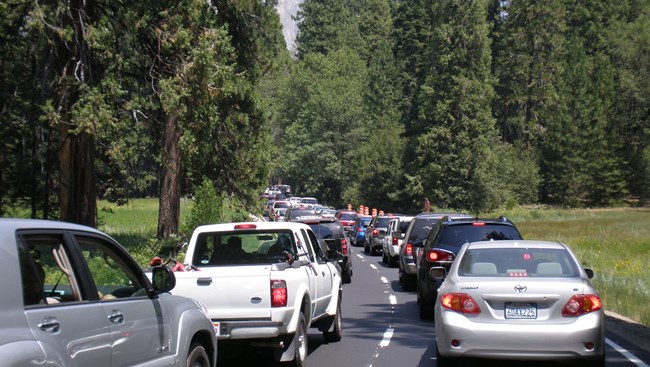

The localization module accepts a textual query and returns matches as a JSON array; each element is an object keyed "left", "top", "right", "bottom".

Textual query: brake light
[
  {"left": 441, "top": 293, "right": 481, "bottom": 314},
  {"left": 426, "top": 249, "right": 454, "bottom": 262},
  {"left": 271, "top": 280, "right": 288, "bottom": 307},
  {"left": 472, "top": 222, "right": 486, "bottom": 226},
  {"left": 405, "top": 243, "right": 413, "bottom": 256},
  {"left": 562, "top": 295, "right": 602, "bottom": 317},
  {"left": 341, "top": 238, "right": 348, "bottom": 256},
  {"left": 372, "top": 229, "right": 378, "bottom": 236},
  {"left": 235, "top": 224, "right": 257, "bottom": 230},
  {"left": 357, "top": 227, "right": 363, "bottom": 233},
  {"left": 392, "top": 236, "right": 398, "bottom": 246}
]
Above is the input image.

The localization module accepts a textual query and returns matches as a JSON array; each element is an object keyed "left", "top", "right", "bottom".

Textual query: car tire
[
  {"left": 399, "top": 271, "right": 416, "bottom": 291},
  {"left": 342, "top": 267, "right": 352, "bottom": 284},
  {"left": 323, "top": 300, "right": 343, "bottom": 343},
  {"left": 364, "top": 243, "right": 370, "bottom": 254},
  {"left": 388, "top": 255, "right": 398, "bottom": 268},
  {"left": 418, "top": 290, "right": 434, "bottom": 320},
  {"left": 186, "top": 342, "right": 210, "bottom": 367},
  {"left": 382, "top": 251, "right": 388, "bottom": 264},
  {"left": 280, "top": 313, "right": 307, "bottom": 367}
]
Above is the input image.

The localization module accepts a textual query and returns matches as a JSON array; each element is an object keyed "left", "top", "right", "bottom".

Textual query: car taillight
[
  {"left": 426, "top": 249, "right": 454, "bottom": 262},
  {"left": 562, "top": 294, "right": 602, "bottom": 317},
  {"left": 405, "top": 243, "right": 413, "bottom": 256},
  {"left": 372, "top": 229, "right": 378, "bottom": 236},
  {"left": 472, "top": 222, "right": 486, "bottom": 226},
  {"left": 392, "top": 236, "right": 398, "bottom": 246},
  {"left": 357, "top": 227, "right": 363, "bottom": 233},
  {"left": 341, "top": 239, "right": 348, "bottom": 256},
  {"left": 440, "top": 293, "right": 481, "bottom": 314},
  {"left": 271, "top": 280, "right": 288, "bottom": 307}
]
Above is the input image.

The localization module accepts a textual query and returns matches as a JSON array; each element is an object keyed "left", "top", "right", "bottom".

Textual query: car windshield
[
  {"left": 437, "top": 224, "right": 521, "bottom": 248},
  {"left": 458, "top": 247, "right": 580, "bottom": 278}
]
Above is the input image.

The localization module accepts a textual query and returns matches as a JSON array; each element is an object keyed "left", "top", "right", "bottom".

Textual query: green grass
[{"left": 488, "top": 207, "right": 650, "bottom": 326}]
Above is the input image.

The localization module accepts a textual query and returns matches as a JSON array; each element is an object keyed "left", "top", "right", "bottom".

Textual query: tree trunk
[
  {"left": 157, "top": 114, "right": 182, "bottom": 239},
  {"left": 59, "top": 125, "right": 97, "bottom": 227}
]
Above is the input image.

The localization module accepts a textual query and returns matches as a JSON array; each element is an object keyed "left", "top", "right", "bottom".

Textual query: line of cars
[{"left": 355, "top": 211, "right": 605, "bottom": 367}]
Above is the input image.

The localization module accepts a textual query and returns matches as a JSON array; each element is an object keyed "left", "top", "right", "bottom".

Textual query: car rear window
[
  {"left": 436, "top": 224, "right": 521, "bottom": 248},
  {"left": 339, "top": 213, "right": 358, "bottom": 221},
  {"left": 408, "top": 218, "right": 437, "bottom": 241},
  {"left": 306, "top": 222, "right": 342, "bottom": 239},
  {"left": 274, "top": 201, "right": 290, "bottom": 208},
  {"left": 458, "top": 248, "right": 579, "bottom": 277},
  {"left": 191, "top": 230, "right": 297, "bottom": 266},
  {"left": 376, "top": 217, "right": 393, "bottom": 227}
]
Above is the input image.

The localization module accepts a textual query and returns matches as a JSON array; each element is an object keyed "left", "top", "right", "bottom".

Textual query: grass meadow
[
  {"left": 12, "top": 198, "right": 648, "bottom": 326},
  {"left": 490, "top": 207, "right": 650, "bottom": 326}
]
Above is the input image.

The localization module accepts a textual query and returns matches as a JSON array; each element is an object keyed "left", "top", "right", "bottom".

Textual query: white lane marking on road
[
  {"left": 356, "top": 254, "right": 364, "bottom": 259},
  {"left": 380, "top": 276, "right": 388, "bottom": 284},
  {"left": 379, "top": 328, "right": 394, "bottom": 347},
  {"left": 606, "top": 338, "right": 650, "bottom": 367},
  {"left": 370, "top": 264, "right": 377, "bottom": 270},
  {"left": 389, "top": 295, "right": 397, "bottom": 305}
]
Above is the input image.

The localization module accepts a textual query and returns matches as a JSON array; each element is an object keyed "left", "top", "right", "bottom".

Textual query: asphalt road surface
[{"left": 219, "top": 246, "right": 650, "bottom": 367}]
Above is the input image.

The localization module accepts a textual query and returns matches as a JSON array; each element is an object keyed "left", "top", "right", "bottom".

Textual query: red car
[{"left": 336, "top": 210, "right": 358, "bottom": 229}]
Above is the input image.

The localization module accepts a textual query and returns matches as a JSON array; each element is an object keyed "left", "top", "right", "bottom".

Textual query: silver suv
[
  {"left": 397, "top": 213, "right": 471, "bottom": 290},
  {"left": 1, "top": 218, "right": 217, "bottom": 367}
]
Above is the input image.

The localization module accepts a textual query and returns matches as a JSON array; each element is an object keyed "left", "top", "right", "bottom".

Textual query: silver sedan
[{"left": 434, "top": 240, "right": 605, "bottom": 367}]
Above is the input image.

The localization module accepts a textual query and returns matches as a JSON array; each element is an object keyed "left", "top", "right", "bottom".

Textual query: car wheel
[
  {"left": 364, "top": 243, "right": 369, "bottom": 254},
  {"left": 342, "top": 267, "right": 352, "bottom": 284},
  {"left": 382, "top": 251, "right": 388, "bottom": 264},
  {"left": 418, "top": 292, "right": 434, "bottom": 320},
  {"left": 280, "top": 313, "right": 307, "bottom": 367},
  {"left": 323, "top": 300, "right": 343, "bottom": 343},
  {"left": 186, "top": 343, "right": 210, "bottom": 367},
  {"left": 388, "top": 255, "right": 398, "bottom": 268},
  {"left": 399, "top": 272, "right": 416, "bottom": 291}
]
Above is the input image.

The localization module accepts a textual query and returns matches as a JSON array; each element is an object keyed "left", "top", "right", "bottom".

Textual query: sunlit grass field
[
  {"left": 20, "top": 199, "right": 648, "bottom": 326},
  {"left": 489, "top": 207, "right": 650, "bottom": 326}
]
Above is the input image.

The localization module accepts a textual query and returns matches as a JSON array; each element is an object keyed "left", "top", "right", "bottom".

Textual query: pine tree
[{"left": 415, "top": 0, "right": 502, "bottom": 212}]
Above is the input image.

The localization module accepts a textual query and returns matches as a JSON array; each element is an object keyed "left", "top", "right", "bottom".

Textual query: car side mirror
[
  {"left": 584, "top": 268, "right": 594, "bottom": 279},
  {"left": 151, "top": 266, "right": 176, "bottom": 293}
]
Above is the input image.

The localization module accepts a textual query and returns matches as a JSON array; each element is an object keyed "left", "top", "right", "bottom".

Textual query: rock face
[{"left": 276, "top": 0, "right": 302, "bottom": 54}]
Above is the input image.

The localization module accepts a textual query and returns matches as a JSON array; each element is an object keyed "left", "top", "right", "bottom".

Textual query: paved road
[{"left": 220, "top": 246, "right": 650, "bottom": 367}]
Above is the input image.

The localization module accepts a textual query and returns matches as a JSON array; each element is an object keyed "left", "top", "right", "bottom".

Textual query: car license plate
[{"left": 505, "top": 302, "right": 537, "bottom": 319}]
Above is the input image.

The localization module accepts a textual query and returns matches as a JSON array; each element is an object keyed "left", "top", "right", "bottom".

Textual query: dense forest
[{"left": 1, "top": 0, "right": 649, "bottom": 236}]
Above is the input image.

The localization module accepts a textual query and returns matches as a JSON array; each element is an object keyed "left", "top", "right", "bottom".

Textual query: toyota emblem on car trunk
[{"left": 514, "top": 285, "right": 527, "bottom": 293}]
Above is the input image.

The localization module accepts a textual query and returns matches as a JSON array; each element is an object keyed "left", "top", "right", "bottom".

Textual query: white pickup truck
[{"left": 170, "top": 221, "right": 343, "bottom": 366}]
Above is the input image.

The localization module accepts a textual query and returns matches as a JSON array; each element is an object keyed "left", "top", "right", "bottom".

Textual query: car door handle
[
  {"left": 108, "top": 311, "right": 125, "bottom": 324},
  {"left": 38, "top": 317, "right": 60, "bottom": 333},
  {"left": 197, "top": 277, "right": 212, "bottom": 285}
]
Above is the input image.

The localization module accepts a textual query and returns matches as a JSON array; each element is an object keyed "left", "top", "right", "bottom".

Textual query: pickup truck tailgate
[{"left": 173, "top": 265, "right": 272, "bottom": 319}]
